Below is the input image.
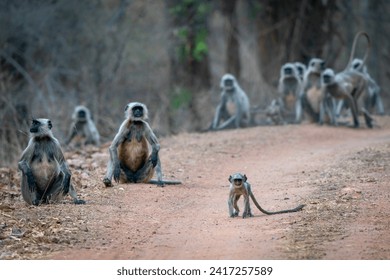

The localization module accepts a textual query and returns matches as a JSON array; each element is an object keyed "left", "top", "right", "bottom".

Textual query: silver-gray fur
[
  {"left": 211, "top": 74, "right": 251, "bottom": 130},
  {"left": 103, "top": 102, "right": 181, "bottom": 187},
  {"left": 351, "top": 58, "right": 384, "bottom": 115},
  {"left": 277, "top": 63, "right": 303, "bottom": 123},
  {"left": 320, "top": 68, "right": 372, "bottom": 128},
  {"left": 66, "top": 105, "right": 100, "bottom": 146},
  {"left": 265, "top": 98, "right": 284, "bottom": 125},
  {"left": 18, "top": 118, "right": 85, "bottom": 205},
  {"left": 301, "top": 58, "right": 326, "bottom": 122},
  {"left": 320, "top": 32, "right": 373, "bottom": 128},
  {"left": 294, "top": 62, "right": 307, "bottom": 81}
]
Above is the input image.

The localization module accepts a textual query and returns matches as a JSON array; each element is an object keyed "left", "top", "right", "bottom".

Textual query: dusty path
[{"left": 1, "top": 117, "right": 390, "bottom": 259}]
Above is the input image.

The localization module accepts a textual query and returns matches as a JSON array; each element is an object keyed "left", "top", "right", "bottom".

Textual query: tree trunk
[{"left": 221, "top": 0, "right": 240, "bottom": 77}]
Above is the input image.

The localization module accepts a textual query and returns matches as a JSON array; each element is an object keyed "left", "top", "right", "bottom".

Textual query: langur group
[
  {"left": 273, "top": 31, "right": 382, "bottom": 128},
  {"left": 207, "top": 31, "right": 382, "bottom": 130},
  {"left": 16, "top": 29, "right": 380, "bottom": 233}
]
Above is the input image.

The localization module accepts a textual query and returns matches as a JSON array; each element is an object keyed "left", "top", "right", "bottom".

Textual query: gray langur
[
  {"left": 320, "top": 32, "right": 373, "bottom": 128},
  {"left": 228, "top": 173, "right": 305, "bottom": 218},
  {"left": 350, "top": 58, "right": 384, "bottom": 115},
  {"left": 66, "top": 105, "right": 100, "bottom": 146},
  {"left": 18, "top": 118, "right": 85, "bottom": 206},
  {"left": 321, "top": 68, "right": 372, "bottom": 128},
  {"left": 103, "top": 102, "right": 181, "bottom": 187},
  {"left": 277, "top": 63, "right": 303, "bottom": 123},
  {"left": 301, "top": 58, "right": 326, "bottom": 122},
  {"left": 265, "top": 98, "right": 284, "bottom": 125},
  {"left": 211, "top": 74, "right": 251, "bottom": 130},
  {"left": 294, "top": 62, "right": 306, "bottom": 81}
]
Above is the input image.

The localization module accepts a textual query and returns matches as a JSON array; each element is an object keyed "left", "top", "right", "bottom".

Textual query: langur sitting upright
[
  {"left": 18, "top": 118, "right": 85, "bottom": 205},
  {"left": 103, "top": 102, "right": 181, "bottom": 187},
  {"left": 66, "top": 105, "right": 100, "bottom": 147},
  {"left": 211, "top": 74, "right": 251, "bottom": 130}
]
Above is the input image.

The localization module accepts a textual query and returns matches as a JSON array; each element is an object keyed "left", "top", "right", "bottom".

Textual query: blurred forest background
[{"left": 1, "top": 0, "right": 389, "bottom": 167}]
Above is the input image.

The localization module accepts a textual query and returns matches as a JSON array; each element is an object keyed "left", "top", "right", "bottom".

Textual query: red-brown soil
[{"left": 1, "top": 116, "right": 390, "bottom": 260}]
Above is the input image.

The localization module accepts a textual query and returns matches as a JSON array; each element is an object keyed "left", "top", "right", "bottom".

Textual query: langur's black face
[
  {"left": 310, "top": 60, "right": 325, "bottom": 71},
  {"left": 30, "top": 119, "right": 52, "bottom": 133},
  {"left": 30, "top": 119, "right": 41, "bottom": 133},
  {"left": 224, "top": 78, "right": 234, "bottom": 88},
  {"left": 132, "top": 106, "right": 144, "bottom": 118},
  {"left": 233, "top": 178, "right": 243, "bottom": 186},
  {"left": 322, "top": 74, "right": 332, "bottom": 84},
  {"left": 229, "top": 173, "right": 247, "bottom": 185},
  {"left": 284, "top": 66, "right": 293, "bottom": 75},
  {"left": 353, "top": 62, "right": 361, "bottom": 69},
  {"left": 78, "top": 109, "right": 86, "bottom": 119}
]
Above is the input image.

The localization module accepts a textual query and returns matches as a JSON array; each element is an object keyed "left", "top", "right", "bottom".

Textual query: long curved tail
[
  {"left": 250, "top": 192, "right": 304, "bottom": 215},
  {"left": 148, "top": 179, "right": 182, "bottom": 185},
  {"left": 345, "top": 31, "right": 370, "bottom": 71}
]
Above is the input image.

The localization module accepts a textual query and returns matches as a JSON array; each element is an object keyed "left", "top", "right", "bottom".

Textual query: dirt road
[{"left": 1, "top": 117, "right": 390, "bottom": 259}]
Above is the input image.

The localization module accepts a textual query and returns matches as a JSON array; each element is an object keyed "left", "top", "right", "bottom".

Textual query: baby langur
[
  {"left": 228, "top": 173, "right": 304, "bottom": 218},
  {"left": 265, "top": 98, "right": 284, "bottom": 125},
  {"left": 66, "top": 105, "right": 100, "bottom": 146},
  {"left": 211, "top": 74, "right": 250, "bottom": 130},
  {"left": 277, "top": 63, "right": 302, "bottom": 123},
  {"left": 103, "top": 102, "right": 181, "bottom": 187},
  {"left": 18, "top": 119, "right": 85, "bottom": 206}
]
